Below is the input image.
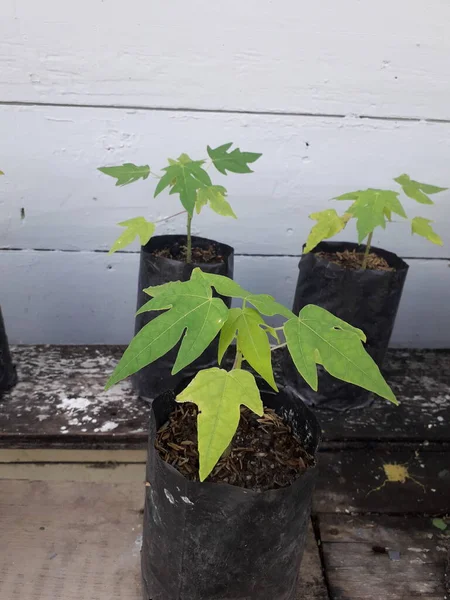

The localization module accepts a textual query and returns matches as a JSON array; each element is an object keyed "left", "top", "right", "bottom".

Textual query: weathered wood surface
[
  {"left": 315, "top": 449, "right": 450, "bottom": 515},
  {"left": 0, "top": 478, "right": 328, "bottom": 600},
  {"left": 1, "top": 346, "right": 449, "bottom": 448},
  {"left": 0, "top": 345, "right": 149, "bottom": 448},
  {"left": 316, "top": 350, "right": 450, "bottom": 444},
  {"left": 320, "top": 514, "right": 449, "bottom": 600}
]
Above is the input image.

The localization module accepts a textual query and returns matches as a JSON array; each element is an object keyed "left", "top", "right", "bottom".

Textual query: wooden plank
[
  {"left": 319, "top": 514, "right": 448, "bottom": 599},
  {"left": 1, "top": 252, "right": 449, "bottom": 347},
  {"left": 1, "top": 1, "right": 450, "bottom": 120},
  {"left": 0, "top": 478, "right": 327, "bottom": 600},
  {"left": 1, "top": 105, "right": 450, "bottom": 259},
  {"left": 315, "top": 449, "right": 450, "bottom": 515},
  {"left": 1, "top": 347, "right": 450, "bottom": 448},
  {"left": 316, "top": 350, "right": 450, "bottom": 443}
]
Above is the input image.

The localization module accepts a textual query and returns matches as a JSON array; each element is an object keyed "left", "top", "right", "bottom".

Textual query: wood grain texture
[
  {"left": 1, "top": 250, "right": 449, "bottom": 346},
  {"left": 0, "top": 478, "right": 327, "bottom": 600},
  {"left": 1, "top": 1, "right": 450, "bottom": 120},
  {"left": 320, "top": 514, "right": 448, "bottom": 600},
  {"left": 0, "top": 105, "right": 449, "bottom": 257}
]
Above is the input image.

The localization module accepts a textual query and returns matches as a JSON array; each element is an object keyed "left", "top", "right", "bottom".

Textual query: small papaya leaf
[
  {"left": 432, "top": 518, "right": 447, "bottom": 531},
  {"left": 411, "top": 216, "right": 443, "bottom": 246},
  {"left": 394, "top": 174, "right": 447, "bottom": 205},
  {"left": 337, "top": 189, "right": 407, "bottom": 242},
  {"left": 0, "top": 170, "right": 4, "bottom": 175},
  {"left": 98, "top": 163, "right": 150, "bottom": 186},
  {"left": 261, "top": 324, "right": 280, "bottom": 343},
  {"left": 304, "top": 209, "right": 349, "bottom": 253},
  {"left": 105, "top": 278, "right": 228, "bottom": 389},
  {"left": 207, "top": 143, "right": 262, "bottom": 175},
  {"left": 217, "top": 307, "right": 277, "bottom": 390},
  {"left": 284, "top": 304, "right": 397, "bottom": 404},
  {"left": 196, "top": 185, "right": 237, "bottom": 218},
  {"left": 176, "top": 368, "right": 263, "bottom": 481},
  {"left": 196, "top": 270, "right": 295, "bottom": 319},
  {"left": 218, "top": 308, "right": 241, "bottom": 363},
  {"left": 109, "top": 217, "right": 156, "bottom": 254},
  {"left": 154, "top": 154, "right": 212, "bottom": 216}
]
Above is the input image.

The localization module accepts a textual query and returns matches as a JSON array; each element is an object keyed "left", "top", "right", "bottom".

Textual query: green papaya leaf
[
  {"left": 196, "top": 270, "right": 295, "bottom": 319},
  {"left": 432, "top": 518, "right": 447, "bottom": 531},
  {"left": 109, "top": 217, "right": 156, "bottom": 254},
  {"left": 0, "top": 170, "right": 4, "bottom": 175},
  {"left": 176, "top": 368, "right": 263, "bottom": 481},
  {"left": 304, "top": 209, "right": 350, "bottom": 253},
  {"left": 154, "top": 154, "right": 212, "bottom": 216},
  {"left": 284, "top": 304, "right": 397, "bottom": 404},
  {"left": 207, "top": 143, "right": 262, "bottom": 175},
  {"left": 105, "top": 277, "right": 228, "bottom": 389},
  {"left": 196, "top": 185, "right": 237, "bottom": 218},
  {"left": 411, "top": 216, "right": 443, "bottom": 246},
  {"left": 98, "top": 163, "right": 150, "bottom": 186},
  {"left": 394, "top": 174, "right": 447, "bottom": 205},
  {"left": 337, "top": 189, "right": 407, "bottom": 242},
  {"left": 218, "top": 307, "right": 277, "bottom": 390}
]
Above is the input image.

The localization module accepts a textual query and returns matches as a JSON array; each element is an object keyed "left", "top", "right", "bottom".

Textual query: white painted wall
[{"left": 1, "top": 0, "right": 449, "bottom": 347}]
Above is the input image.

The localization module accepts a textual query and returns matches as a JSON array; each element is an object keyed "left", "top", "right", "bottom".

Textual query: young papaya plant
[
  {"left": 98, "top": 144, "right": 262, "bottom": 262},
  {"left": 105, "top": 268, "right": 397, "bottom": 481},
  {"left": 304, "top": 174, "right": 447, "bottom": 269}
]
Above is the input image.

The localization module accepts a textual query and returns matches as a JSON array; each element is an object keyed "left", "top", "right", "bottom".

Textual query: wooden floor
[{"left": 1, "top": 346, "right": 449, "bottom": 600}]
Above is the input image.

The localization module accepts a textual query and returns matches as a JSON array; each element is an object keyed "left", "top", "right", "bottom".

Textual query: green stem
[
  {"left": 154, "top": 210, "right": 186, "bottom": 224},
  {"left": 186, "top": 214, "right": 193, "bottom": 263},
  {"left": 270, "top": 342, "right": 287, "bottom": 352},
  {"left": 361, "top": 231, "right": 373, "bottom": 270},
  {"left": 232, "top": 347, "right": 243, "bottom": 370}
]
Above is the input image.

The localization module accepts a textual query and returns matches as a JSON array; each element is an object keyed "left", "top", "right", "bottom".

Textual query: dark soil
[
  {"left": 152, "top": 242, "right": 225, "bottom": 264},
  {"left": 155, "top": 404, "right": 314, "bottom": 492},
  {"left": 317, "top": 249, "right": 394, "bottom": 271}
]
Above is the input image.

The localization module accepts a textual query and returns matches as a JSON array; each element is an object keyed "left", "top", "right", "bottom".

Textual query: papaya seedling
[
  {"left": 98, "top": 143, "right": 262, "bottom": 262},
  {"left": 304, "top": 174, "right": 447, "bottom": 269},
  {"left": 105, "top": 268, "right": 397, "bottom": 481}
]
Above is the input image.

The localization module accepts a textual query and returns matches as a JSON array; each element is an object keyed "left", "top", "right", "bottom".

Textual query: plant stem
[
  {"left": 270, "top": 342, "right": 287, "bottom": 352},
  {"left": 232, "top": 348, "right": 243, "bottom": 370},
  {"left": 186, "top": 214, "right": 193, "bottom": 263},
  {"left": 154, "top": 210, "right": 186, "bottom": 224},
  {"left": 361, "top": 231, "right": 373, "bottom": 270}
]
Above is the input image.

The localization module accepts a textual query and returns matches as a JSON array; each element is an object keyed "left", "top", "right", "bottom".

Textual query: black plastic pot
[
  {"left": 283, "top": 241, "right": 409, "bottom": 411},
  {"left": 133, "top": 235, "right": 234, "bottom": 399},
  {"left": 0, "top": 306, "right": 17, "bottom": 394},
  {"left": 142, "top": 385, "right": 321, "bottom": 600}
]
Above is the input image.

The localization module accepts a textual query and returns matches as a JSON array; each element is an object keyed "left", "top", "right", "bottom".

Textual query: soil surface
[
  {"left": 152, "top": 243, "right": 225, "bottom": 263},
  {"left": 317, "top": 249, "right": 394, "bottom": 271},
  {"left": 155, "top": 404, "right": 314, "bottom": 491}
]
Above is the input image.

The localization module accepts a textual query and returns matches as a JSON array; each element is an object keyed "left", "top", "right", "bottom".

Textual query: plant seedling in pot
[
  {"left": 106, "top": 268, "right": 396, "bottom": 481},
  {"left": 106, "top": 269, "right": 397, "bottom": 599},
  {"left": 304, "top": 174, "right": 446, "bottom": 269},
  {"left": 98, "top": 143, "right": 261, "bottom": 263}
]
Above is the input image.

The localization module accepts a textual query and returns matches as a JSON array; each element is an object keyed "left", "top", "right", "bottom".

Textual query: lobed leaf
[
  {"left": 284, "top": 305, "right": 397, "bottom": 404},
  {"left": 109, "top": 217, "right": 155, "bottom": 254},
  {"left": 411, "top": 216, "right": 443, "bottom": 246},
  {"left": 394, "top": 174, "right": 447, "bottom": 205},
  {"left": 218, "top": 307, "right": 277, "bottom": 390},
  {"left": 207, "top": 143, "right": 262, "bottom": 175},
  {"left": 176, "top": 368, "right": 263, "bottom": 481},
  {"left": 154, "top": 154, "right": 212, "bottom": 216},
  {"left": 105, "top": 277, "right": 228, "bottom": 389},
  {"left": 196, "top": 270, "right": 295, "bottom": 319},
  {"left": 98, "top": 163, "right": 150, "bottom": 186},
  {"left": 196, "top": 185, "right": 237, "bottom": 218},
  {"left": 337, "top": 188, "right": 407, "bottom": 243},
  {"left": 304, "top": 209, "right": 350, "bottom": 253}
]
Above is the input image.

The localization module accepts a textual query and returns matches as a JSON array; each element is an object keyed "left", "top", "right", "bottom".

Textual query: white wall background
[{"left": 1, "top": 0, "right": 449, "bottom": 347}]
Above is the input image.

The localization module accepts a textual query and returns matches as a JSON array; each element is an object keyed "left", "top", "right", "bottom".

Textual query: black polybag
[
  {"left": 142, "top": 385, "right": 321, "bottom": 600},
  {"left": 0, "top": 306, "right": 17, "bottom": 394},
  {"left": 133, "top": 235, "right": 234, "bottom": 399},
  {"left": 283, "top": 241, "right": 409, "bottom": 411}
]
